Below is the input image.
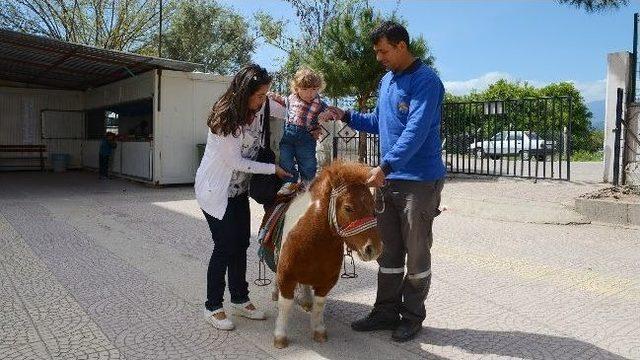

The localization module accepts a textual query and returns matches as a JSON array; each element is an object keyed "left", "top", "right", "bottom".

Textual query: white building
[{"left": 0, "top": 29, "right": 231, "bottom": 184}]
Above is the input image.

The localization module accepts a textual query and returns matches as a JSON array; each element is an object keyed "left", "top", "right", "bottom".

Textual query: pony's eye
[{"left": 344, "top": 205, "right": 354, "bottom": 212}]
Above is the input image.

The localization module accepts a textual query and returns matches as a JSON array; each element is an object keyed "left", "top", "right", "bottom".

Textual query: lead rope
[{"left": 374, "top": 186, "right": 386, "bottom": 214}]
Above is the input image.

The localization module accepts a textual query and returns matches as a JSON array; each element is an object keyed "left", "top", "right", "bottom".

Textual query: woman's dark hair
[
  {"left": 369, "top": 21, "right": 410, "bottom": 47},
  {"left": 207, "top": 64, "right": 272, "bottom": 137}
]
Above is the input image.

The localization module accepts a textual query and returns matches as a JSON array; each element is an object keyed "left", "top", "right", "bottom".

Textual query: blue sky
[{"left": 221, "top": 0, "right": 637, "bottom": 103}]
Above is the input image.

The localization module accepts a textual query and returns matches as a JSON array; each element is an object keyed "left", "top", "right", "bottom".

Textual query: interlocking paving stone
[
  {"left": 0, "top": 341, "right": 51, "bottom": 360},
  {"left": 0, "top": 199, "right": 271, "bottom": 360},
  {"left": 1, "top": 171, "right": 639, "bottom": 359}
]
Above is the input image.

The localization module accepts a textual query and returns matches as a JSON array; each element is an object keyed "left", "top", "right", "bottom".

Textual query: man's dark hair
[{"left": 370, "top": 21, "right": 410, "bottom": 47}]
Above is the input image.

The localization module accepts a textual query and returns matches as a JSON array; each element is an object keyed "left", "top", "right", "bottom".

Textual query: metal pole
[
  {"left": 567, "top": 97, "right": 572, "bottom": 181},
  {"left": 159, "top": 0, "right": 163, "bottom": 58},
  {"left": 612, "top": 88, "right": 624, "bottom": 186},
  {"left": 631, "top": 13, "right": 638, "bottom": 103}
]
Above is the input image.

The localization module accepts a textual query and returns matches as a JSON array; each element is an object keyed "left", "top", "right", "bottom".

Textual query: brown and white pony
[{"left": 273, "top": 160, "right": 383, "bottom": 348}]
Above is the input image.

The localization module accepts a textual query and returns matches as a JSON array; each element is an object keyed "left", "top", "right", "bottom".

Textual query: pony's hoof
[
  {"left": 274, "top": 336, "right": 288, "bottom": 348},
  {"left": 300, "top": 302, "right": 312, "bottom": 312},
  {"left": 313, "top": 330, "right": 327, "bottom": 343}
]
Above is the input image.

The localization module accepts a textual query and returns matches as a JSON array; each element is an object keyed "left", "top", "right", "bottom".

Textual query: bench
[{"left": 0, "top": 145, "right": 47, "bottom": 171}]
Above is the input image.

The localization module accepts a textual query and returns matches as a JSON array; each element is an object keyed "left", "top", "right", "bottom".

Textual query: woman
[{"left": 195, "top": 64, "right": 290, "bottom": 331}]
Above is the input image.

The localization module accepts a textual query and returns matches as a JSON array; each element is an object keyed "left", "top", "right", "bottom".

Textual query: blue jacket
[
  {"left": 99, "top": 138, "right": 114, "bottom": 157},
  {"left": 346, "top": 59, "right": 446, "bottom": 182}
]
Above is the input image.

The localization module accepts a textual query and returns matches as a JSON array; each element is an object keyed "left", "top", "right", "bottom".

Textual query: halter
[{"left": 328, "top": 184, "right": 377, "bottom": 238}]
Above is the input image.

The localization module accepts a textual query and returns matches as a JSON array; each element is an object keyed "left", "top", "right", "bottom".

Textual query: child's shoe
[{"left": 277, "top": 182, "right": 297, "bottom": 196}]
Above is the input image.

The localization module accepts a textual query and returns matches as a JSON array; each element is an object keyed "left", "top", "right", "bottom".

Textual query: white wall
[
  {"left": 603, "top": 52, "right": 631, "bottom": 183},
  {"left": 0, "top": 87, "right": 84, "bottom": 168},
  {"left": 155, "top": 70, "right": 231, "bottom": 184},
  {"left": 85, "top": 71, "right": 155, "bottom": 109}
]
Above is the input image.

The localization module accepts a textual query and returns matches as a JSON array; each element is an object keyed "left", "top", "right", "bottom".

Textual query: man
[{"left": 323, "top": 21, "right": 445, "bottom": 342}]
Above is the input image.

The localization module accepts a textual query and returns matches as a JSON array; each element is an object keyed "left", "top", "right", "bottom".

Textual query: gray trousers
[{"left": 374, "top": 179, "right": 444, "bottom": 323}]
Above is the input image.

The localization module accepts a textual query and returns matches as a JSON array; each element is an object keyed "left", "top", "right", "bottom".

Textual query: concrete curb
[{"left": 575, "top": 198, "right": 640, "bottom": 226}]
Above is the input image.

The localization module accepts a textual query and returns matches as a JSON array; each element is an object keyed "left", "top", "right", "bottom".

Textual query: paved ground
[{"left": 1, "top": 162, "right": 639, "bottom": 360}]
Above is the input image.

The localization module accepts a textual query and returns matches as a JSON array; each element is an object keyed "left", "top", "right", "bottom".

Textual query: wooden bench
[{"left": 0, "top": 145, "right": 47, "bottom": 171}]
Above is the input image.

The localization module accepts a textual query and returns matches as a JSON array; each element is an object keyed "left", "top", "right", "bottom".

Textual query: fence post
[
  {"left": 613, "top": 88, "right": 624, "bottom": 186},
  {"left": 631, "top": 13, "right": 638, "bottom": 103},
  {"left": 332, "top": 136, "right": 338, "bottom": 160}
]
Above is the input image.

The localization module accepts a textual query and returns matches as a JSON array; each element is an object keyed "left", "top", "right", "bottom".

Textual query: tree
[
  {"left": 557, "top": 0, "right": 629, "bottom": 12},
  {"left": 308, "top": 6, "right": 432, "bottom": 110},
  {"left": 141, "top": 0, "right": 256, "bottom": 74},
  {"left": 0, "top": 0, "right": 173, "bottom": 52},
  {"left": 255, "top": 0, "right": 351, "bottom": 92},
  {"left": 306, "top": 4, "right": 433, "bottom": 161}
]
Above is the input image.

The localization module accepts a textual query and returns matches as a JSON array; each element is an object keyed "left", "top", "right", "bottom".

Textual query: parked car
[{"left": 469, "top": 131, "right": 554, "bottom": 160}]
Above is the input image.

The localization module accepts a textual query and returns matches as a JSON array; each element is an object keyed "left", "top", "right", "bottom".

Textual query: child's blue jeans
[{"left": 279, "top": 123, "right": 317, "bottom": 183}]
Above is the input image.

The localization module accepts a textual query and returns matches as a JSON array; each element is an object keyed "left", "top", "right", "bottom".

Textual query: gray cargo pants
[{"left": 373, "top": 178, "right": 444, "bottom": 324}]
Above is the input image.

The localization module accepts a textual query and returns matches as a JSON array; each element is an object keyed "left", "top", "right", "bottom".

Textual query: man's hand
[
  {"left": 319, "top": 106, "right": 345, "bottom": 122},
  {"left": 366, "top": 166, "right": 386, "bottom": 188}
]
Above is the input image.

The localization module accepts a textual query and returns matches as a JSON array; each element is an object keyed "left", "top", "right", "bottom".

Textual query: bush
[{"left": 571, "top": 150, "right": 603, "bottom": 162}]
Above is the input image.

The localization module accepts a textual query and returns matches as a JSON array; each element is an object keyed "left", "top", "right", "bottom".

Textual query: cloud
[
  {"left": 444, "top": 72, "right": 606, "bottom": 103},
  {"left": 570, "top": 79, "right": 606, "bottom": 103},
  {"left": 444, "top": 72, "right": 514, "bottom": 96}
]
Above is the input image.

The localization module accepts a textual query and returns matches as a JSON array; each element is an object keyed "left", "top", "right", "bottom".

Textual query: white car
[{"left": 469, "top": 131, "right": 554, "bottom": 160}]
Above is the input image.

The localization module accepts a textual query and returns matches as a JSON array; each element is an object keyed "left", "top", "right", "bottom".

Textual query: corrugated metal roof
[{"left": 0, "top": 29, "right": 203, "bottom": 90}]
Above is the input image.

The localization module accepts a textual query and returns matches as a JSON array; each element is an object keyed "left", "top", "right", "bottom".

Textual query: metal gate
[
  {"left": 327, "top": 97, "right": 572, "bottom": 181},
  {"left": 442, "top": 97, "right": 572, "bottom": 180},
  {"left": 329, "top": 122, "right": 380, "bottom": 166}
]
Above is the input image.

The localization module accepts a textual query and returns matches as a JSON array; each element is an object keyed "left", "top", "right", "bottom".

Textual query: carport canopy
[{"left": 0, "top": 29, "right": 202, "bottom": 90}]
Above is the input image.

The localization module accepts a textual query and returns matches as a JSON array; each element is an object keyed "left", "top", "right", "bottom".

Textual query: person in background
[{"left": 98, "top": 132, "right": 116, "bottom": 179}]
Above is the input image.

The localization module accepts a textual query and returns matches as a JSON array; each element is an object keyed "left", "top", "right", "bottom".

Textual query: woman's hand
[{"left": 275, "top": 165, "right": 293, "bottom": 180}]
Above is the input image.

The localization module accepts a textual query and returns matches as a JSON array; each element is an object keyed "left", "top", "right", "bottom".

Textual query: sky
[{"left": 220, "top": 0, "right": 637, "bottom": 104}]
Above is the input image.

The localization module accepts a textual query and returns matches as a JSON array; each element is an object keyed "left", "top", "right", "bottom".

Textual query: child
[
  {"left": 268, "top": 68, "right": 330, "bottom": 194},
  {"left": 98, "top": 132, "right": 116, "bottom": 179}
]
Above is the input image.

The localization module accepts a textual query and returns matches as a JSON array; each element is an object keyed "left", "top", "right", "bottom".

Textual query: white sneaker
[
  {"left": 230, "top": 302, "right": 266, "bottom": 320},
  {"left": 277, "top": 182, "right": 296, "bottom": 196},
  {"left": 204, "top": 308, "right": 235, "bottom": 330}
]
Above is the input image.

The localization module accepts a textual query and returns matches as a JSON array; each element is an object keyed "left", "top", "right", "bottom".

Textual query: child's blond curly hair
[{"left": 290, "top": 67, "right": 326, "bottom": 93}]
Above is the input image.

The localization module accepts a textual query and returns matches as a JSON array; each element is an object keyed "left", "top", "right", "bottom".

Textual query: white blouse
[{"left": 195, "top": 124, "right": 275, "bottom": 220}]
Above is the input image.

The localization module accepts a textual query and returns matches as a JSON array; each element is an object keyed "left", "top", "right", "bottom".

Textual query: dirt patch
[{"left": 580, "top": 185, "right": 640, "bottom": 203}]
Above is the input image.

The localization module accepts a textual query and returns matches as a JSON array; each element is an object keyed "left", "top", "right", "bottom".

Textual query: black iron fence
[
  {"left": 442, "top": 97, "right": 572, "bottom": 180},
  {"left": 329, "top": 97, "right": 572, "bottom": 181},
  {"left": 331, "top": 124, "right": 380, "bottom": 166}
]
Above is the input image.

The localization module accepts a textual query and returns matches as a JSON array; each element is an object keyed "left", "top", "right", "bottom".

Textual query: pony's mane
[{"left": 310, "top": 160, "right": 370, "bottom": 196}]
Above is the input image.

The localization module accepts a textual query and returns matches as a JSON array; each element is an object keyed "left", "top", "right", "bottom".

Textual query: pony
[{"left": 272, "top": 160, "right": 383, "bottom": 348}]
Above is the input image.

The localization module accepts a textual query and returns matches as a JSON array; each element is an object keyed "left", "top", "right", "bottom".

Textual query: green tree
[
  {"left": 255, "top": 0, "right": 352, "bottom": 92},
  {"left": 141, "top": 0, "right": 256, "bottom": 74},
  {"left": 307, "top": 5, "right": 432, "bottom": 110},
  {"left": 0, "top": 0, "right": 174, "bottom": 52},
  {"left": 306, "top": 4, "right": 433, "bottom": 161}
]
